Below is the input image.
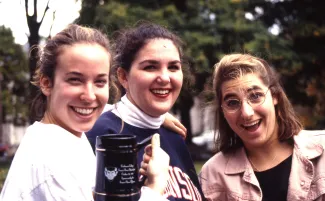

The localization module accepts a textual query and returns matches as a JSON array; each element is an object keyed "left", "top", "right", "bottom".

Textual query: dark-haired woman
[{"left": 87, "top": 22, "right": 204, "bottom": 201}]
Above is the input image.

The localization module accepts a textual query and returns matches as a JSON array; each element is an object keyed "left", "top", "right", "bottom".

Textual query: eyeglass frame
[{"left": 221, "top": 87, "right": 271, "bottom": 114}]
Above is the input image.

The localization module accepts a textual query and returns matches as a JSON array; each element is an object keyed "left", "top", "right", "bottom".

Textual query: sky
[{"left": 0, "top": 0, "right": 81, "bottom": 45}]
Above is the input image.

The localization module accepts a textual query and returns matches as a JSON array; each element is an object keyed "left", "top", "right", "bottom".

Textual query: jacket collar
[
  {"left": 224, "top": 130, "right": 324, "bottom": 175},
  {"left": 225, "top": 147, "right": 251, "bottom": 174},
  {"left": 293, "top": 130, "right": 324, "bottom": 160}
]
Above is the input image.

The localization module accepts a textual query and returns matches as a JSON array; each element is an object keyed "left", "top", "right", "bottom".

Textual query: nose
[
  {"left": 81, "top": 83, "right": 96, "bottom": 102},
  {"left": 240, "top": 100, "right": 254, "bottom": 118},
  {"left": 156, "top": 69, "right": 170, "bottom": 84}
]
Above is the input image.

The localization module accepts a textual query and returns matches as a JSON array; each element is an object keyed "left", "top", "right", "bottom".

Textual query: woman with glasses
[{"left": 199, "top": 53, "right": 325, "bottom": 200}]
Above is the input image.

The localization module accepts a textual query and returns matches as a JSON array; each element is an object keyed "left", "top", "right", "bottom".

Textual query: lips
[
  {"left": 151, "top": 89, "right": 170, "bottom": 95},
  {"left": 241, "top": 120, "right": 261, "bottom": 131},
  {"left": 71, "top": 106, "right": 96, "bottom": 115}
]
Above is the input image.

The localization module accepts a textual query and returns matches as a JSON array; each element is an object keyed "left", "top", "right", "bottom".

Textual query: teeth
[
  {"left": 152, "top": 89, "right": 169, "bottom": 95},
  {"left": 73, "top": 107, "right": 94, "bottom": 115},
  {"left": 243, "top": 120, "right": 259, "bottom": 127}
]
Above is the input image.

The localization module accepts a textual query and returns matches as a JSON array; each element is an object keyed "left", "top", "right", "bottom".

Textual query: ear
[
  {"left": 272, "top": 94, "right": 278, "bottom": 105},
  {"left": 40, "top": 75, "right": 52, "bottom": 97},
  {"left": 117, "top": 67, "right": 128, "bottom": 90}
]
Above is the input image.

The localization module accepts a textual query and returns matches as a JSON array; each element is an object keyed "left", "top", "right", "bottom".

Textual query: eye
[
  {"left": 67, "top": 77, "right": 82, "bottom": 85},
  {"left": 168, "top": 64, "right": 181, "bottom": 71},
  {"left": 248, "top": 92, "right": 264, "bottom": 103},
  {"left": 95, "top": 79, "right": 108, "bottom": 87},
  {"left": 143, "top": 65, "right": 156, "bottom": 71},
  {"left": 225, "top": 99, "right": 240, "bottom": 108}
]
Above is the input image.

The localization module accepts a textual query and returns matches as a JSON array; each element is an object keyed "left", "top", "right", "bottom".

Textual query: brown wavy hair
[
  {"left": 213, "top": 54, "right": 303, "bottom": 153},
  {"left": 111, "top": 21, "right": 186, "bottom": 102}
]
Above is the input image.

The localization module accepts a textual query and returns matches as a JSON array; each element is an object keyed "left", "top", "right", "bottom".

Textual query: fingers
[
  {"left": 174, "top": 120, "right": 187, "bottom": 139},
  {"left": 150, "top": 134, "right": 160, "bottom": 159},
  {"left": 151, "top": 134, "right": 160, "bottom": 149},
  {"left": 173, "top": 124, "right": 187, "bottom": 139}
]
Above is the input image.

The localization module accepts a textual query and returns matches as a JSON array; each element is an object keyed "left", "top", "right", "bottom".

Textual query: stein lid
[{"left": 96, "top": 134, "right": 136, "bottom": 150}]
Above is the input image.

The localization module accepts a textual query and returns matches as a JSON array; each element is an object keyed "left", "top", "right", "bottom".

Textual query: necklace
[{"left": 248, "top": 152, "right": 278, "bottom": 172}]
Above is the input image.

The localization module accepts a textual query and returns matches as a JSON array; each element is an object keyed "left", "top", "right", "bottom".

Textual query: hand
[
  {"left": 163, "top": 113, "right": 187, "bottom": 139},
  {"left": 139, "top": 134, "right": 170, "bottom": 195}
]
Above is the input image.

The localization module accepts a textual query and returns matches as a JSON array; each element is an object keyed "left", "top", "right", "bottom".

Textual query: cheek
[
  {"left": 172, "top": 73, "right": 183, "bottom": 89},
  {"left": 223, "top": 114, "right": 236, "bottom": 126},
  {"left": 97, "top": 87, "right": 109, "bottom": 103}
]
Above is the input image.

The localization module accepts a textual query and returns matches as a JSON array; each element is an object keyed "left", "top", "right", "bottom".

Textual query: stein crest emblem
[{"left": 104, "top": 167, "right": 118, "bottom": 181}]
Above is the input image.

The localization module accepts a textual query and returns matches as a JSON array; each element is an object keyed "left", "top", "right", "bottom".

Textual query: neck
[
  {"left": 246, "top": 140, "right": 293, "bottom": 172},
  {"left": 42, "top": 112, "right": 82, "bottom": 138}
]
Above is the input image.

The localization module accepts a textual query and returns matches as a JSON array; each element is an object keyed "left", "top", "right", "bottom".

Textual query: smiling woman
[
  {"left": 199, "top": 54, "right": 325, "bottom": 201},
  {"left": 87, "top": 22, "right": 205, "bottom": 201},
  {"left": 0, "top": 24, "right": 172, "bottom": 201}
]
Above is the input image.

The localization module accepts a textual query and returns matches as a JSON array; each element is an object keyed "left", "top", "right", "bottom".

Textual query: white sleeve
[
  {"left": 24, "top": 172, "right": 94, "bottom": 201},
  {"left": 139, "top": 186, "right": 169, "bottom": 201}
]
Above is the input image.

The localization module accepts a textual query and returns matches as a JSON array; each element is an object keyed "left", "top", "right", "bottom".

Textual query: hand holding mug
[{"left": 139, "top": 134, "right": 170, "bottom": 195}]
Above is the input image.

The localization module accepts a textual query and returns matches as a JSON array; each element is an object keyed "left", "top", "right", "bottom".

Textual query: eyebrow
[
  {"left": 223, "top": 85, "right": 264, "bottom": 101},
  {"left": 247, "top": 85, "right": 263, "bottom": 92},
  {"left": 66, "top": 71, "right": 108, "bottom": 77},
  {"left": 138, "top": 60, "right": 181, "bottom": 65},
  {"left": 223, "top": 93, "right": 237, "bottom": 101}
]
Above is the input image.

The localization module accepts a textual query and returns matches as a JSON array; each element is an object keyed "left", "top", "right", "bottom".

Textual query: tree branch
[
  {"left": 34, "top": 0, "right": 37, "bottom": 20},
  {"left": 39, "top": 0, "right": 50, "bottom": 26},
  {"left": 24, "top": 0, "right": 30, "bottom": 30},
  {"left": 48, "top": 10, "right": 56, "bottom": 39}
]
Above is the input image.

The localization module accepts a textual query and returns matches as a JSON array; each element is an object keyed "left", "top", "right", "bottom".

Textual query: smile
[
  {"left": 242, "top": 120, "right": 261, "bottom": 129},
  {"left": 71, "top": 107, "right": 95, "bottom": 115},
  {"left": 151, "top": 89, "right": 170, "bottom": 95}
]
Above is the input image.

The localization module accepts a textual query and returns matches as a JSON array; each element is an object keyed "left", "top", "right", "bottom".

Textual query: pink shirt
[{"left": 199, "top": 130, "right": 325, "bottom": 201}]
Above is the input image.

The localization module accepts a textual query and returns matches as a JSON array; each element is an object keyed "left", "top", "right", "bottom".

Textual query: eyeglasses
[{"left": 221, "top": 88, "right": 270, "bottom": 113}]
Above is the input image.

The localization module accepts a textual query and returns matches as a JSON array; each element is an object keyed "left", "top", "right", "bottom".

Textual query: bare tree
[{"left": 24, "top": 0, "right": 50, "bottom": 122}]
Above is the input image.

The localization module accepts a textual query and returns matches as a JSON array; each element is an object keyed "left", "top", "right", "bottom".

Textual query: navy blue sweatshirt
[{"left": 87, "top": 111, "right": 204, "bottom": 201}]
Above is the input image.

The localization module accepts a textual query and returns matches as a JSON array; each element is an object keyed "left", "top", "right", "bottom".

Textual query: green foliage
[
  {"left": 247, "top": 0, "right": 325, "bottom": 128},
  {"left": 77, "top": 0, "right": 325, "bottom": 129},
  {"left": 0, "top": 26, "right": 29, "bottom": 124}
]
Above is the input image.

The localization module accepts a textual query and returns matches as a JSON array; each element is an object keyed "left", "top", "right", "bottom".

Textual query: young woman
[
  {"left": 199, "top": 53, "right": 325, "bottom": 201},
  {"left": 87, "top": 22, "right": 204, "bottom": 201},
  {"left": 0, "top": 24, "right": 170, "bottom": 201}
]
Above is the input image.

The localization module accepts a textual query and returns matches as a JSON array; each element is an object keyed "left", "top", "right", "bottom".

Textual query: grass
[
  {"left": 194, "top": 161, "right": 205, "bottom": 173},
  {"left": 0, "top": 159, "right": 11, "bottom": 192}
]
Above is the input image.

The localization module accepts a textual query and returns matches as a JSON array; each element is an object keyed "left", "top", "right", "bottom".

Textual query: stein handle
[
  {"left": 136, "top": 135, "right": 153, "bottom": 189},
  {"left": 136, "top": 135, "right": 153, "bottom": 150}
]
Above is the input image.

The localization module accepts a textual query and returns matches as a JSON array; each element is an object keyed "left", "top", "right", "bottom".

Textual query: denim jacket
[{"left": 199, "top": 130, "right": 325, "bottom": 201}]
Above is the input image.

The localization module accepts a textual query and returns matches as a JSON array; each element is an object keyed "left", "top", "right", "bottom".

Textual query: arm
[
  {"left": 163, "top": 113, "right": 187, "bottom": 139},
  {"left": 139, "top": 134, "right": 170, "bottom": 201}
]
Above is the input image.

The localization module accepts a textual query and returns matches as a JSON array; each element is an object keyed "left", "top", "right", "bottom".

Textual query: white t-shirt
[
  {"left": 0, "top": 121, "right": 168, "bottom": 201},
  {"left": 0, "top": 122, "right": 96, "bottom": 200}
]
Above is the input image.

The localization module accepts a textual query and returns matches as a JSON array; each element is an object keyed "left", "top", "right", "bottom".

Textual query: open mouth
[
  {"left": 151, "top": 89, "right": 170, "bottom": 95},
  {"left": 71, "top": 106, "right": 96, "bottom": 115},
  {"left": 242, "top": 120, "right": 261, "bottom": 131}
]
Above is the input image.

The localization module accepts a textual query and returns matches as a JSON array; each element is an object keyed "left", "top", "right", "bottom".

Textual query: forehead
[
  {"left": 221, "top": 73, "right": 267, "bottom": 96},
  {"left": 134, "top": 38, "right": 180, "bottom": 62},
  {"left": 56, "top": 43, "right": 110, "bottom": 73}
]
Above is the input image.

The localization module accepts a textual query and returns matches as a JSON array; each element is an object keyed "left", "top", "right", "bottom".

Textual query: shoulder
[
  {"left": 159, "top": 127, "right": 184, "bottom": 141},
  {"left": 294, "top": 130, "right": 325, "bottom": 159},
  {"left": 199, "top": 151, "right": 230, "bottom": 197},
  {"left": 87, "top": 111, "right": 122, "bottom": 137},
  {"left": 295, "top": 130, "right": 325, "bottom": 145},
  {"left": 200, "top": 151, "right": 228, "bottom": 176}
]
